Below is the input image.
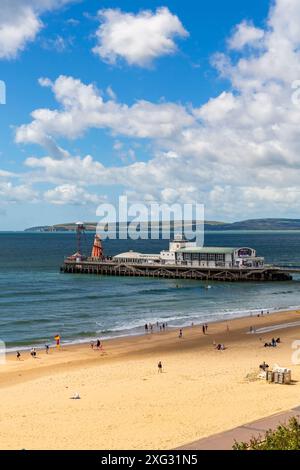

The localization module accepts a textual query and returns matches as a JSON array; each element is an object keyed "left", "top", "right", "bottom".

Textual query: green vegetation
[
  {"left": 25, "top": 218, "right": 300, "bottom": 232},
  {"left": 233, "top": 418, "right": 300, "bottom": 450}
]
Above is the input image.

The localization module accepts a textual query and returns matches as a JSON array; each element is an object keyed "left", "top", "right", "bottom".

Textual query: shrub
[{"left": 233, "top": 417, "right": 300, "bottom": 450}]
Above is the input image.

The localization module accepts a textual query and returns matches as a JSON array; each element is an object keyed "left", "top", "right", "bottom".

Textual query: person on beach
[
  {"left": 202, "top": 325, "right": 206, "bottom": 335},
  {"left": 96, "top": 339, "right": 101, "bottom": 350},
  {"left": 158, "top": 361, "right": 163, "bottom": 373},
  {"left": 179, "top": 329, "right": 183, "bottom": 339},
  {"left": 45, "top": 344, "right": 49, "bottom": 354},
  {"left": 54, "top": 335, "right": 61, "bottom": 349},
  {"left": 16, "top": 351, "right": 21, "bottom": 360},
  {"left": 205, "top": 324, "right": 208, "bottom": 333},
  {"left": 260, "top": 361, "right": 269, "bottom": 371},
  {"left": 30, "top": 348, "right": 37, "bottom": 358},
  {"left": 145, "top": 324, "right": 148, "bottom": 334}
]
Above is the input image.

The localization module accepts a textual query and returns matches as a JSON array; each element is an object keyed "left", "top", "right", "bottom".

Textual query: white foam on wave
[{"left": 248, "top": 320, "right": 300, "bottom": 335}]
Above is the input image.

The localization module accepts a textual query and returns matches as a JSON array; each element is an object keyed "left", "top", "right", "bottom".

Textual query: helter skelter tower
[{"left": 91, "top": 234, "right": 103, "bottom": 259}]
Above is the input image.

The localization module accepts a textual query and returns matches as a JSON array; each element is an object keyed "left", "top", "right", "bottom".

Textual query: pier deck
[{"left": 60, "top": 259, "right": 292, "bottom": 282}]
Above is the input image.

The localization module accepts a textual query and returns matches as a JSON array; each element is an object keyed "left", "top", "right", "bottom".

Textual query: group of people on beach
[
  {"left": 16, "top": 343, "right": 51, "bottom": 361},
  {"left": 90, "top": 339, "right": 102, "bottom": 350},
  {"left": 264, "top": 337, "right": 281, "bottom": 348},
  {"left": 16, "top": 334, "right": 105, "bottom": 361},
  {"left": 145, "top": 322, "right": 167, "bottom": 334}
]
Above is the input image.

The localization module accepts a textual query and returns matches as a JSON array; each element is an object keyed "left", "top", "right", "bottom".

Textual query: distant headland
[{"left": 25, "top": 218, "right": 300, "bottom": 232}]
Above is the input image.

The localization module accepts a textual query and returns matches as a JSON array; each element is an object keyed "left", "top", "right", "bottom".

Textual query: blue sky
[{"left": 1, "top": 0, "right": 299, "bottom": 230}]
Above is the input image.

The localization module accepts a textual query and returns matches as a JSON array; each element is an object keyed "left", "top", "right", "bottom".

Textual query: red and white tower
[{"left": 91, "top": 234, "right": 103, "bottom": 259}]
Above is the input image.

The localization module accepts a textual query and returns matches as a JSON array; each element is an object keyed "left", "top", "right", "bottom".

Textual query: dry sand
[{"left": 1, "top": 310, "right": 300, "bottom": 450}]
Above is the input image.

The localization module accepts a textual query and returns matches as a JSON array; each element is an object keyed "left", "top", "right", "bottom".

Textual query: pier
[
  {"left": 60, "top": 230, "right": 294, "bottom": 282},
  {"left": 60, "top": 259, "right": 292, "bottom": 282}
]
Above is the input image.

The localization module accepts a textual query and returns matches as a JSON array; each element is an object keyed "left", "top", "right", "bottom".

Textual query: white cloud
[
  {"left": 228, "top": 21, "right": 265, "bottom": 50},
  {"left": 16, "top": 75, "right": 194, "bottom": 156},
  {"left": 92, "top": 7, "right": 189, "bottom": 67},
  {"left": 0, "top": 0, "right": 75, "bottom": 59},
  {"left": 44, "top": 184, "right": 106, "bottom": 205},
  {"left": 0, "top": 169, "right": 16, "bottom": 179},
  {"left": 0, "top": 181, "right": 38, "bottom": 203}
]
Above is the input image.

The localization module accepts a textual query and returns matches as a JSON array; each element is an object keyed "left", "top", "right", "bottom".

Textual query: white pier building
[{"left": 113, "top": 235, "right": 264, "bottom": 269}]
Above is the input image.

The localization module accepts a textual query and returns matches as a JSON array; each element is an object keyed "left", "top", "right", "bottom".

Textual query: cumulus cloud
[
  {"left": 16, "top": 75, "right": 194, "bottom": 156},
  {"left": 44, "top": 184, "right": 106, "bottom": 205},
  {"left": 0, "top": 181, "right": 38, "bottom": 203},
  {"left": 228, "top": 21, "right": 265, "bottom": 50},
  {"left": 92, "top": 7, "right": 189, "bottom": 67},
  {"left": 0, "top": 0, "right": 75, "bottom": 59},
  {"left": 13, "top": 0, "right": 300, "bottom": 217}
]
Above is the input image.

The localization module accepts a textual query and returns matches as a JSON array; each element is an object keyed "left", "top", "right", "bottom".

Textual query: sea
[{"left": 1, "top": 231, "right": 300, "bottom": 351}]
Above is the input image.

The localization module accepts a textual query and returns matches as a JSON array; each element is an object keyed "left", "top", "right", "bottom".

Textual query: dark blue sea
[{"left": 1, "top": 231, "right": 300, "bottom": 350}]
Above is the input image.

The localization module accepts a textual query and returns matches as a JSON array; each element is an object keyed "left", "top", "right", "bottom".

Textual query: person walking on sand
[
  {"left": 30, "top": 348, "right": 37, "bottom": 358},
  {"left": 205, "top": 324, "right": 208, "bottom": 333},
  {"left": 179, "top": 329, "right": 183, "bottom": 339},
  {"left": 16, "top": 351, "right": 21, "bottom": 360},
  {"left": 202, "top": 324, "right": 206, "bottom": 335},
  {"left": 145, "top": 324, "right": 148, "bottom": 334},
  {"left": 96, "top": 339, "right": 101, "bottom": 350},
  {"left": 158, "top": 361, "right": 163, "bottom": 373},
  {"left": 45, "top": 344, "right": 50, "bottom": 354}
]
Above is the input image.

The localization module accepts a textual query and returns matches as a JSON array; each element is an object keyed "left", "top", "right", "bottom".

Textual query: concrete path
[{"left": 177, "top": 406, "right": 300, "bottom": 450}]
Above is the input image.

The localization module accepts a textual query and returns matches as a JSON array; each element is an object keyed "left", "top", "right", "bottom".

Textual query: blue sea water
[{"left": 1, "top": 231, "right": 300, "bottom": 350}]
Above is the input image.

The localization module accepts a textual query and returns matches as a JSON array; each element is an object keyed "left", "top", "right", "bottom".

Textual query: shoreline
[
  {"left": 4, "top": 304, "right": 300, "bottom": 354},
  {"left": 2, "top": 308, "right": 300, "bottom": 449}
]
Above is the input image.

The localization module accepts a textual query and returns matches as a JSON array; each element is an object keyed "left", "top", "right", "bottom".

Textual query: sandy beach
[{"left": 1, "top": 310, "right": 300, "bottom": 450}]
